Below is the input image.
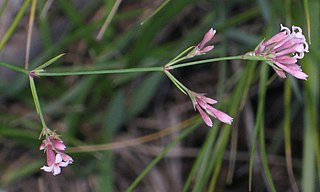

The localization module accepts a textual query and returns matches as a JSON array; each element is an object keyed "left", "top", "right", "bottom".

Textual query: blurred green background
[{"left": 0, "top": 0, "right": 319, "bottom": 191}]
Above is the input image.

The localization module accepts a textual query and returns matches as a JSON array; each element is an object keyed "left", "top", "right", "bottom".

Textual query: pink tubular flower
[
  {"left": 191, "top": 28, "right": 216, "bottom": 56},
  {"left": 189, "top": 92, "right": 233, "bottom": 127},
  {"left": 40, "top": 134, "right": 73, "bottom": 175},
  {"left": 254, "top": 24, "right": 309, "bottom": 80}
]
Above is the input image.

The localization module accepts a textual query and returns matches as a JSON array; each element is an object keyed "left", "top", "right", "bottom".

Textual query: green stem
[
  {"left": 284, "top": 80, "right": 299, "bottom": 191},
  {"left": 0, "top": 62, "right": 28, "bottom": 74},
  {"left": 167, "top": 56, "right": 189, "bottom": 67},
  {"left": 249, "top": 65, "right": 268, "bottom": 191},
  {"left": 166, "top": 46, "right": 195, "bottom": 66},
  {"left": 0, "top": 0, "right": 9, "bottom": 19},
  {"left": 170, "top": 55, "right": 266, "bottom": 70},
  {"left": 164, "top": 71, "right": 189, "bottom": 95},
  {"left": 29, "top": 77, "right": 47, "bottom": 129},
  {"left": 38, "top": 66, "right": 163, "bottom": 76},
  {"left": 259, "top": 117, "right": 277, "bottom": 192}
]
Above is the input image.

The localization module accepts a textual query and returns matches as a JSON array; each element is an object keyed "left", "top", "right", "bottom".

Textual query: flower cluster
[
  {"left": 254, "top": 24, "right": 309, "bottom": 80},
  {"left": 40, "top": 131, "right": 73, "bottom": 175},
  {"left": 189, "top": 91, "right": 233, "bottom": 127},
  {"left": 189, "top": 28, "right": 216, "bottom": 57}
]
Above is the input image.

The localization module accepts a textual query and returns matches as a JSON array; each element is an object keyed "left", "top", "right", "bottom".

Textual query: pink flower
[
  {"left": 40, "top": 135, "right": 73, "bottom": 175},
  {"left": 190, "top": 92, "right": 233, "bottom": 127},
  {"left": 41, "top": 154, "right": 69, "bottom": 176},
  {"left": 254, "top": 24, "right": 309, "bottom": 80},
  {"left": 60, "top": 152, "right": 74, "bottom": 164},
  {"left": 190, "top": 28, "right": 216, "bottom": 56}
]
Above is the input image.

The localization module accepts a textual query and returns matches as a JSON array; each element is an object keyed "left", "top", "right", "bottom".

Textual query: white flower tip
[
  {"left": 209, "top": 28, "right": 216, "bottom": 35},
  {"left": 280, "top": 24, "right": 290, "bottom": 34},
  {"left": 220, "top": 115, "right": 233, "bottom": 125},
  {"left": 297, "top": 73, "right": 308, "bottom": 80},
  {"left": 41, "top": 165, "right": 53, "bottom": 172},
  {"left": 226, "top": 118, "right": 233, "bottom": 125},
  {"left": 206, "top": 120, "right": 213, "bottom": 127},
  {"left": 292, "top": 25, "right": 302, "bottom": 33}
]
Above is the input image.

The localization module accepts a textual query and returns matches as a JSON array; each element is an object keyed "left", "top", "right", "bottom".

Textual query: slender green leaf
[
  {"left": 34, "top": 53, "right": 65, "bottom": 70},
  {"left": 140, "top": 0, "right": 170, "bottom": 25},
  {"left": 0, "top": 0, "right": 31, "bottom": 51}
]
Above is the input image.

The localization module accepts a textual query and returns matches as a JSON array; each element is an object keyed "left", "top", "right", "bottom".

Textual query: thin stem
[
  {"left": 0, "top": 0, "right": 9, "bottom": 19},
  {"left": 284, "top": 80, "right": 299, "bottom": 192},
  {"left": 38, "top": 66, "right": 163, "bottom": 76},
  {"left": 29, "top": 77, "right": 47, "bottom": 129},
  {"left": 166, "top": 56, "right": 189, "bottom": 67},
  {"left": 259, "top": 117, "right": 277, "bottom": 192},
  {"left": 40, "top": 0, "right": 53, "bottom": 19},
  {"left": 96, "top": 0, "right": 122, "bottom": 40},
  {"left": 140, "top": 0, "right": 171, "bottom": 25},
  {"left": 166, "top": 46, "right": 194, "bottom": 66},
  {"left": 249, "top": 65, "right": 268, "bottom": 191},
  {"left": 170, "top": 55, "right": 267, "bottom": 70},
  {"left": 0, "top": 62, "right": 28, "bottom": 74},
  {"left": 35, "top": 53, "right": 65, "bottom": 70},
  {"left": 164, "top": 71, "right": 189, "bottom": 95},
  {"left": 25, "top": 0, "right": 37, "bottom": 70}
]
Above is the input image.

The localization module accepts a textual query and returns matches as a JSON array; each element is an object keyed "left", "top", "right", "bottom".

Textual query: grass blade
[
  {"left": 34, "top": 53, "right": 65, "bottom": 70},
  {"left": 0, "top": 0, "right": 31, "bottom": 51},
  {"left": 25, "top": 0, "right": 37, "bottom": 70},
  {"left": 140, "top": 0, "right": 170, "bottom": 25},
  {"left": 303, "top": 0, "right": 311, "bottom": 43},
  {"left": 284, "top": 80, "right": 299, "bottom": 192}
]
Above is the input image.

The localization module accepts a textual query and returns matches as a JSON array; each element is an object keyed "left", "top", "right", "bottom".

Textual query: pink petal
[
  {"left": 195, "top": 105, "right": 213, "bottom": 127},
  {"left": 272, "top": 67, "right": 287, "bottom": 78},
  {"left": 274, "top": 56, "right": 297, "bottom": 64},
  {"left": 274, "top": 37, "right": 303, "bottom": 52},
  {"left": 197, "top": 28, "right": 216, "bottom": 50},
  {"left": 285, "top": 64, "right": 308, "bottom": 80},
  {"left": 60, "top": 153, "right": 74, "bottom": 164},
  {"left": 55, "top": 154, "right": 63, "bottom": 164},
  {"left": 274, "top": 62, "right": 308, "bottom": 80},
  {"left": 196, "top": 98, "right": 210, "bottom": 110},
  {"left": 58, "top": 161, "right": 69, "bottom": 167},
  {"left": 54, "top": 142, "right": 66, "bottom": 151},
  {"left": 46, "top": 147, "right": 56, "bottom": 166},
  {"left": 206, "top": 106, "right": 233, "bottom": 125},
  {"left": 39, "top": 143, "right": 45, "bottom": 150},
  {"left": 201, "top": 45, "right": 214, "bottom": 53},
  {"left": 51, "top": 138, "right": 66, "bottom": 151},
  {"left": 264, "top": 31, "right": 287, "bottom": 46},
  {"left": 294, "top": 44, "right": 306, "bottom": 52},
  {"left": 275, "top": 44, "right": 302, "bottom": 57},
  {"left": 203, "top": 97, "right": 217, "bottom": 105}
]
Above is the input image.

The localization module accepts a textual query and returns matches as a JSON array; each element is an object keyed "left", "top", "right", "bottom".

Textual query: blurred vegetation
[{"left": 0, "top": 0, "right": 319, "bottom": 191}]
